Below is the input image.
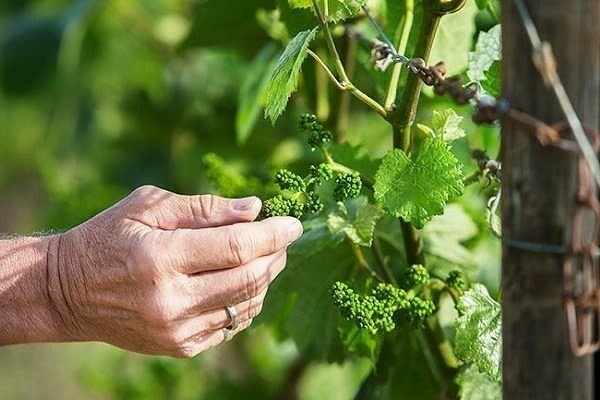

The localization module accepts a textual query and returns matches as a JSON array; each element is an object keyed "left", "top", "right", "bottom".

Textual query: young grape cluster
[
  {"left": 261, "top": 167, "right": 325, "bottom": 219},
  {"left": 333, "top": 172, "right": 362, "bottom": 202},
  {"left": 299, "top": 113, "right": 333, "bottom": 150},
  {"left": 332, "top": 281, "right": 435, "bottom": 334},
  {"left": 445, "top": 270, "right": 466, "bottom": 295},
  {"left": 332, "top": 282, "right": 408, "bottom": 334},
  {"left": 405, "top": 264, "right": 430, "bottom": 287},
  {"left": 260, "top": 114, "right": 364, "bottom": 219},
  {"left": 274, "top": 169, "right": 306, "bottom": 192}
]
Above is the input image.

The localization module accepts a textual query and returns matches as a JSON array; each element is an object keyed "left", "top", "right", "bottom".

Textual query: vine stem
[
  {"left": 384, "top": 0, "right": 415, "bottom": 109},
  {"left": 349, "top": 241, "right": 385, "bottom": 282},
  {"left": 309, "top": 0, "right": 387, "bottom": 118}
]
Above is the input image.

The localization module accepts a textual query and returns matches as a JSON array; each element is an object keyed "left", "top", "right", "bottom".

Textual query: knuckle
[
  {"left": 247, "top": 298, "right": 264, "bottom": 319},
  {"left": 127, "top": 237, "right": 160, "bottom": 281},
  {"left": 261, "top": 222, "right": 281, "bottom": 253},
  {"left": 227, "top": 230, "right": 252, "bottom": 266},
  {"left": 131, "top": 185, "right": 159, "bottom": 200},
  {"left": 171, "top": 344, "right": 198, "bottom": 359},
  {"left": 242, "top": 268, "right": 262, "bottom": 299},
  {"left": 192, "top": 194, "right": 220, "bottom": 222}
]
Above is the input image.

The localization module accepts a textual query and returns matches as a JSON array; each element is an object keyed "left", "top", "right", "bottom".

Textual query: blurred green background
[
  {"left": 0, "top": 0, "right": 499, "bottom": 398},
  {"left": 0, "top": 0, "right": 370, "bottom": 398}
]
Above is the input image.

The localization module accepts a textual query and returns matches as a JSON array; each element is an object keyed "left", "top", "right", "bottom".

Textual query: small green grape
[
  {"left": 309, "top": 163, "right": 334, "bottom": 185},
  {"left": 304, "top": 192, "right": 324, "bottom": 214},
  {"left": 274, "top": 169, "right": 306, "bottom": 192},
  {"left": 406, "top": 297, "right": 436, "bottom": 327},
  {"left": 406, "top": 264, "right": 430, "bottom": 287},
  {"left": 307, "top": 129, "right": 333, "bottom": 150},
  {"left": 446, "top": 270, "right": 466, "bottom": 295},
  {"left": 333, "top": 172, "right": 362, "bottom": 201}
]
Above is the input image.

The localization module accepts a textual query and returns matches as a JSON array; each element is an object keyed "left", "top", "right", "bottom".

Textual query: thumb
[{"left": 124, "top": 186, "right": 262, "bottom": 230}]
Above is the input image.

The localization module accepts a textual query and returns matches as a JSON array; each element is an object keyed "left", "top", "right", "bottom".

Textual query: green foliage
[
  {"left": 428, "top": 1, "right": 478, "bottom": 76},
  {"left": 264, "top": 27, "right": 318, "bottom": 124},
  {"left": 431, "top": 109, "right": 466, "bottom": 142},
  {"left": 467, "top": 24, "right": 501, "bottom": 82},
  {"left": 422, "top": 203, "right": 478, "bottom": 273},
  {"left": 475, "top": 0, "right": 501, "bottom": 22},
  {"left": 455, "top": 284, "right": 502, "bottom": 383},
  {"left": 288, "top": 0, "right": 365, "bottom": 23},
  {"left": 236, "top": 44, "right": 280, "bottom": 144},
  {"left": 482, "top": 60, "right": 501, "bottom": 97},
  {"left": 202, "top": 153, "right": 263, "bottom": 198},
  {"left": 374, "top": 138, "right": 465, "bottom": 228},
  {"left": 0, "top": 1, "right": 507, "bottom": 397},
  {"left": 456, "top": 364, "right": 502, "bottom": 400},
  {"left": 327, "top": 197, "right": 383, "bottom": 247}
]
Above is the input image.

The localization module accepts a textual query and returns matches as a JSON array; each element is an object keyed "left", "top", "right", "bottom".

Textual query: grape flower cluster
[
  {"left": 299, "top": 113, "right": 334, "bottom": 150},
  {"left": 445, "top": 270, "right": 466, "bottom": 295},
  {"left": 333, "top": 172, "right": 362, "bottom": 202},
  {"left": 332, "top": 280, "right": 436, "bottom": 334},
  {"left": 260, "top": 115, "right": 363, "bottom": 219},
  {"left": 405, "top": 264, "right": 430, "bottom": 287}
]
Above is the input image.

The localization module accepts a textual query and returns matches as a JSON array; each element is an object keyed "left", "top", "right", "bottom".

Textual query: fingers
[
  {"left": 157, "top": 289, "right": 266, "bottom": 358},
  {"left": 171, "top": 319, "right": 253, "bottom": 358},
  {"left": 124, "top": 185, "right": 262, "bottom": 230},
  {"left": 161, "top": 217, "right": 302, "bottom": 274},
  {"left": 186, "top": 250, "right": 287, "bottom": 312}
]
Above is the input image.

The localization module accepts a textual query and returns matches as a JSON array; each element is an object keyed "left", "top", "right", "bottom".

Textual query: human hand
[{"left": 46, "top": 185, "right": 302, "bottom": 357}]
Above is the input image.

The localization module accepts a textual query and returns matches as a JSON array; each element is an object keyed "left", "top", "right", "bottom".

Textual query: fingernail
[
  {"left": 232, "top": 197, "right": 259, "bottom": 211},
  {"left": 286, "top": 218, "right": 303, "bottom": 241}
]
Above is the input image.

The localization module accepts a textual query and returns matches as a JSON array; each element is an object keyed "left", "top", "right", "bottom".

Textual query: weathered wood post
[{"left": 501, "top": 0, "right": 599, "bottom": 399}]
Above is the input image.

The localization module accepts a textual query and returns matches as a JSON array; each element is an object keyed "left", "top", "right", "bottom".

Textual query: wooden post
[{"left": 501, "top": 1, "right": 599, "bottom": 399}]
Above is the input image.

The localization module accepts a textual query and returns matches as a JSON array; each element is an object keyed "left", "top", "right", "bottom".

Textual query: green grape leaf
[
  {"left": 257, "top": 217, "right": 355, "bottom": 360},
  {"left": 475, "top": 0, "right": 500, "bottom": 22},
  {"left": 236, "top": 44, "right": 279, "bottom": 144},
  {"left": 431, "top": 109, "right": 465, "bottom": 141},
  {"left": 428, "top": 1, "right": 478, "bottom": 76},
  {"left": 289, "top": 0, "right": 365, "bottom": 23},
  {"left": 374, "top": 138, "right": 464, "bottom": 229},
  {"left": 456, "top": 364, "right": 502, "bottom": 400},
  {"left": 329, "top": 142, "right": 381, "bottom": 182},
  {"left": 481, "top": 60, "right": 501, "bottom": 98},
  {"left": 389, "top": 328, "right": 450, "bottom": 399},
  {"left": 467, "top": 24, "right": 501, "bottom": 82},
  {"left": 328, "top": 196, "right": 384, "bottom": 247},
  {"left": 455, "top": 284, "right": 502, "bottom": 383},
  {"left": 422, "top": 204, "right": 478, "bottom": 273},
  {"left": 264, "top": 27, "right": 318, "bottom": 124}
]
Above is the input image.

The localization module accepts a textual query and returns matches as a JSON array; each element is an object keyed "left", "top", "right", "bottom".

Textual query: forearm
[{"left": 0, "top": 235, "right": 62, "bottom": 345}]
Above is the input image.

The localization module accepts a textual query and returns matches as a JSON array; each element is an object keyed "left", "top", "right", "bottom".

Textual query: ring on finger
[
  {"left": 225, "top": 305, "right": 239, "bottom": 330},
  {"left": 222, "top": 327, "right": 234, "bottom": 342}
]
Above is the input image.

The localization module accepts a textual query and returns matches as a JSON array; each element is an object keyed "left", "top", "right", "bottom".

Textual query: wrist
[{"left": 0, "top": 235, "right": 65, "bottom": 344}]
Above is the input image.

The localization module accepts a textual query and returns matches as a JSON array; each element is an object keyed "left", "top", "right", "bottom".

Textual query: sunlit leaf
[
  {"left": 328, "top": 197, "right": 384, "bottom": 247},
  {"left": 456, "top": 364, "right": 502, "bottom": 400},
  {"left": 289, "top": 0, "right": 365, "bottom": 23},
  {"left": 236, "top": 44, "right": 279, "bottom": 144},
  {"left": 431, "top": 109, "right": 465, "bottom": 142},
  {"left": 455, "top": 284, "right": 502, "bottom": 383},
  {"left": 467, "top": 24, "right": 501, "bottom": 82},
  {"left": 264, "top": 27, "right": 318, "bottom": 124},
  {"left": 429, "top": 1, "right": 478, "bottom": 76},
  {"left": 374, "top": 138, "right": 464, "bottom": 228}
]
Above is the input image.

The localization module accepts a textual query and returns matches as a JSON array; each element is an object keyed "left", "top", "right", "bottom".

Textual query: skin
[{"left": 0, "top": 185, "right": 303, "bottom": 357}]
